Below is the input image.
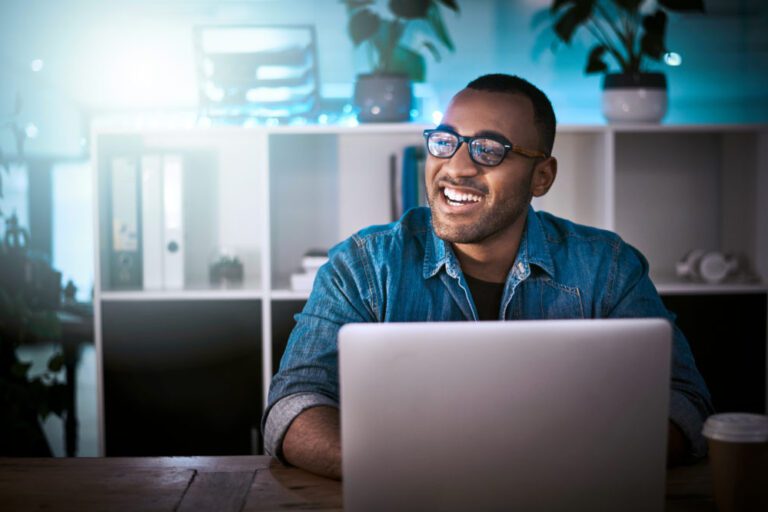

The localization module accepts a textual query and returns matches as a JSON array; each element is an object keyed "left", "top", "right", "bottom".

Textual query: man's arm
[
  {"left": 283, "top": 406, "right": 342, "bottom": 480},
  {"left": 262, "top": 237, "right": 376, "bottom": 477},
  {"left": 603, "top": 242, "right": 714, "bottom": 461},
  {"left": 667, "top": 420, "right": 688, "bottom": 467}
]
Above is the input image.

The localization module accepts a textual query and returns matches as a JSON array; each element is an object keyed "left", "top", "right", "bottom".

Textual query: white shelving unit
[{"left": 92, "top": 122, "right": 768, "bottom": 455}]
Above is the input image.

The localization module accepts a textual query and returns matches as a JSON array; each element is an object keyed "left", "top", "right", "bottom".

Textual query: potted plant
[
  {"left": 342, "top": 0, "right": 460, "bottom": 122},
  {"left": 1, "top": 99, "right": 67, "bottom": 456},
  {"left": 546, "top": 0, "right": 705, "bottom": 123},
  {"left": 0, "top": 214, "right": 67, "bottom": 456}
]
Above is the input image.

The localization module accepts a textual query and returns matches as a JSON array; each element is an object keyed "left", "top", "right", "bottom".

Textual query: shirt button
[{"left": 517, "top": 262, "right": 525, "bottom": 273}]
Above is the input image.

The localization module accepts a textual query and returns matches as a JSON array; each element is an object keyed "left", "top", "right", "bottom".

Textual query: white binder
[
  {"left": 162, "top": 155, "right": 184, "bottom": 290},
  {"left": 141, "top": 155, "right": 164, "bottom": 290}
]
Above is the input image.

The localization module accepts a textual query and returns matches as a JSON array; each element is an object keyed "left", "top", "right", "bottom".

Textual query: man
[{"left": 262, "top": 74, "right": 713, "bottom": 480}]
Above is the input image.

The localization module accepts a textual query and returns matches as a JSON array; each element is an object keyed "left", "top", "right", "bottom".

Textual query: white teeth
[{"left": 444, "top": 187, "right": 481, "bottom": 203}]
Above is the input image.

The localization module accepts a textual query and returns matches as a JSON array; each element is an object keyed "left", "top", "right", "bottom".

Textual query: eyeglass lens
[{"left": 426, "top": 131, "right": 506, "bottom": 166}]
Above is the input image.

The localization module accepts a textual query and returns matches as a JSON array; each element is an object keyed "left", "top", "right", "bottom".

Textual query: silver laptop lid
[{"left": 339, "top": 319, "right": 671, "bottom": 512}]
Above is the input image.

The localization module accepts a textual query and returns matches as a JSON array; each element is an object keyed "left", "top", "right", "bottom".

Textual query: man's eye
[{"left": 479, "top": 142, "right": 502, "bottom": 154}]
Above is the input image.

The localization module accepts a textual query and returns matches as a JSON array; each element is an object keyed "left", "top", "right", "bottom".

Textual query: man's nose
[{"left": 442, "top": 143, "right": 480, "bottom": 177}]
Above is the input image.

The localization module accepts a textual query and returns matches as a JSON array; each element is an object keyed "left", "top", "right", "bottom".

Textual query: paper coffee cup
[{"left": 702, "top": 413, "right": 768, "bottom": 512}]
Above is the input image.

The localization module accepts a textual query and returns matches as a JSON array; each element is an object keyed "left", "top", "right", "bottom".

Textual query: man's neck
[{"left": 451, "top": 212, "right": 528, "bottom": 284}]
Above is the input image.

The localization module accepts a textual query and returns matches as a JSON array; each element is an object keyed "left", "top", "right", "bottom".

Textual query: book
[
  {"left": 392, "top": 145, "right": 427, "bottom": 221},
  {"left": 291, "top": 249, "right": 329, "bottom": 291},
  {"left": 401, "top": 145, "right": 420, "bottom": 213},
  {"left": 301, "top": 249, "right": 329, "bottom": 270},
  {"left": 290, "top": 270, "right": 318, "bottom": 292}
]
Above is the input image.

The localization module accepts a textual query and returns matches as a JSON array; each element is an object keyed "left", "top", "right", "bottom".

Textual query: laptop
[{"left": 338, "top": 319, "right": 672, "bottom": 512}]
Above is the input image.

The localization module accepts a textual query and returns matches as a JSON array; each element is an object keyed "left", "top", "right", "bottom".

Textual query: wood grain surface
[{"left": 0, "top": 456, "right": 713, "bottom": 511}]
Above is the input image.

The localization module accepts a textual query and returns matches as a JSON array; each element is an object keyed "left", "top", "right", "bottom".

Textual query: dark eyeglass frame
[{"left": 423, "top": 129, "right": 548, "bottom": 167}]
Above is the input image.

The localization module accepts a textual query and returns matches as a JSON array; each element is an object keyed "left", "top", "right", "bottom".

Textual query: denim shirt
[{"left": 263, "top": 206, "right": 713, "bottom": 460}]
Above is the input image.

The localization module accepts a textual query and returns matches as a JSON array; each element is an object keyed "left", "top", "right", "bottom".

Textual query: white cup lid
[{"left": 702, "top": 413, "right": 768, "bottom": 443}]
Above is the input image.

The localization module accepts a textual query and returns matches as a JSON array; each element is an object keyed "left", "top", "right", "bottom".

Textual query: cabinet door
[
  {"left": 102, "top": 299, "right": 262, "bottom": 455},
  {"left": 271, "top": 300, "right": 307, "bottom": 374},
  {"left": 661, "top": 292, "right": 767, "bottom": 414}
]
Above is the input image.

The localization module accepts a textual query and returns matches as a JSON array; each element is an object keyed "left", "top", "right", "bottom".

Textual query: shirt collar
[
  {"left": 423, "top": 205, "right": 555, "bottom": 280},
  {"left": 423, "top": 212, "right": 458, "bottom": 279},
  {"left": 523, "top": 205, "right": 555, "bottom": 278}
]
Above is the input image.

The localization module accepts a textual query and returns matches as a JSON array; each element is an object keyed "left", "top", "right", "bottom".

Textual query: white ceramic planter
[{"left": 602, "top": 72, "right": 667, "bottom": 124}]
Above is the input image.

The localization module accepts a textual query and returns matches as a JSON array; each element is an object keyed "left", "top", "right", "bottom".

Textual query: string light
[{"left": 664, "top": 52, "right": 682, "bottom": 67}]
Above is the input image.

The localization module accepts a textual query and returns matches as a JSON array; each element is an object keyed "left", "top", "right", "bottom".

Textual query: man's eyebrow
[
  {"left": 474, "top": 129, "right": 512, "bottom": 143},
  {"left": 435, "top": 125, "right": 511, "bottom": 143}
]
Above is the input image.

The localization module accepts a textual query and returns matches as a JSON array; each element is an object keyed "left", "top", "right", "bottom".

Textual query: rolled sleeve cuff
[
  {"left": 669, "top": 390, "right": 708, "bottom": 459},
  {"left": 263, "top": 392, "right": 339, "bottom": 463}
]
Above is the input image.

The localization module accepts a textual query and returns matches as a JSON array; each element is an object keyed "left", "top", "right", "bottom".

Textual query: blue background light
[{"left": 0, "top": 0, "right": 765, "bottom": 157}]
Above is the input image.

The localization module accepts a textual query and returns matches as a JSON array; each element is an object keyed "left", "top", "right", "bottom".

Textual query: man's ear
[{"left": 530, "top": 156, "right": 557, "bottom": 198}]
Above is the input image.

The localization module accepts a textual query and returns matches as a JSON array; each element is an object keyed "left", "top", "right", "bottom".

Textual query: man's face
[{"left": 426, "top": 88, "right": 544, "bottom": 244}]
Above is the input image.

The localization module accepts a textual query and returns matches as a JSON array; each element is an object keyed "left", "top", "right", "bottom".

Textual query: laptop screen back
[{"left": 339, "top": 319, "right": 671, "bottom": 512}]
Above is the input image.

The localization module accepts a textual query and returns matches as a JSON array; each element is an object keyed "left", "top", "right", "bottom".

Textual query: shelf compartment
[
  {"left": 533, "top": 131, "right": 612, "bottom": 230},
  {"left": 614, "top": 129, "right": 766, "bottom": 284},
  {"left": 95, "top": 130, "right": 265, "bottom": 293}
]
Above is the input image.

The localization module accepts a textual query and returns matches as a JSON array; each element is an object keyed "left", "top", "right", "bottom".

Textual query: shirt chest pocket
[{"left": 512, "top": 277, "right": 585, "bottom": 319}]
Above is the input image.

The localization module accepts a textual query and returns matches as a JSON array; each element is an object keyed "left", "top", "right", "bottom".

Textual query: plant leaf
[
  {"left": 47, "top": 383, "right": 68, "bottom": 417},
  {"left": 640, "top": 11, "right": 667, "bottom": 60},
  {"left": 435, "top": 0, "right": 460, "bottom": 12},
  {"left": 531, "top": 7, "right": 554, "bottom": 29},
  {"left": 349, "top": 8, "right": 381, "bottom": 46},
  {"left": 390, "top": 45, "right": 426, "bottom": 82},
  {"left": 642, "top": 10, "right": 667, "bottom": 35},
  {"left": 551, "top": 0, "right": 578, "bottom": 13},
  {"left": 48, "top": 352, "right": 65, "bottom": 373},
  {"left": 586, "top": 44, "right": 609, "bottom": 73},
  {"left": 11, "top": 361, "right": 33, "bottom": 379},
  {"left": 340, "top": 0, "right": 375, "bottom": 8},
  {"left": 612, "top": 0, "right": 643, "bottom": 12},
  {"left": 553, "top": 1, "right": 593, "bottom": 44},
  {"left": 422, "top": 40, "right": 442, "bottom": 63},
  {"left": 26, "top": 310, "right": 62, "bottom": 341},
  {"left": 389, "top": 0, "right": 431, "bottom": 19},
  {"left": 657, "top": 0, "right": 705, "bottom": 12},
  {"left": 426, "top": 3, "right": 455, "bottom": 51},
  {"left": 371, "top": 19, "right": 401, "bottom": 71}
]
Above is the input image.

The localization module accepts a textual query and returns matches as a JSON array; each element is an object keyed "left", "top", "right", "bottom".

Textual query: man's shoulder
[
  {"left": 534, "top": 209, "right": 623, "bottom": 249},
  {"left": 330, "top": 207, "right": 430, "bottom": 256}
]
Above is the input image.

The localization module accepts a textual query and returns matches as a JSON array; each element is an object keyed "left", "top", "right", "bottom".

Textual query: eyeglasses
[{"left": 423, "top": 129, "right": 547, "bottom": 167}]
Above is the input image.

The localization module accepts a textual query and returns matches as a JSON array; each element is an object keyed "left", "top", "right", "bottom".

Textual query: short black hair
[{"left": 466, "top": 74, "right": 556, "bottom": 156}]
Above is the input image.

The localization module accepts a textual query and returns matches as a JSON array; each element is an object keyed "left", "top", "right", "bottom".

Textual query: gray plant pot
[
  {"left": 602, "top": 72, "right": 668, "bottom": 124},
  {"left": 353, "top": 73, "right": 413, "bottom": 123}
]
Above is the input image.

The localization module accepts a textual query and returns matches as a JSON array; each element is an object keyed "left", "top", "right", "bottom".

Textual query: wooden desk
[{"left": 0, "top": 456, "right": 714, "bottom": 511}]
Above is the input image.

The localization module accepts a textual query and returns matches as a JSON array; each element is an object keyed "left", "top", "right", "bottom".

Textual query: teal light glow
[
  {"left": 25, "top": 123, "right": 39, "bottom": 139},
  {"left": 664, "top": 52, "right": 682, "bottom": 67}
]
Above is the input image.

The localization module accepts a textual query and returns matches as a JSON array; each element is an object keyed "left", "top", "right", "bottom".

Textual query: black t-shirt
[{"left": 464, "top": 273, "right": 505, "bottom": 321}]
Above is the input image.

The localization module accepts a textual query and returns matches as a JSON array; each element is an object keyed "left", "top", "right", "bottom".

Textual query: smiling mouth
[{"left": 442, "top": 186, "right": 484, "bottom": 207}]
